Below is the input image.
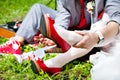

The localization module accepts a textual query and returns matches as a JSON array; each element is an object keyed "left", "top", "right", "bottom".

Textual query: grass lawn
[
  {"left": 0, "top": 0, "right": 92, "bottom": 80},
  {"left": 0, "top": 0, "right": 56, "bottom": 24}
]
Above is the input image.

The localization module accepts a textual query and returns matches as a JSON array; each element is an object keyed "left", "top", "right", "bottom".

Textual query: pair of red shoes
[{"left": 30, "top": 14, "right": 71, "bottom": 74}]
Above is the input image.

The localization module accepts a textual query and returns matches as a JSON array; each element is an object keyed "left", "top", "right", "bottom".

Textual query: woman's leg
[
  {"left": 30, "top": 46, "right": 92, "bottom": 74},
  {"left": 55, "top": 28, "right": 83, "bottom": 46},
  {"left": 44, "top": 47, "right": 90, "bottom": 68},
  {"left": 40, "top": 14, "right": 83, "bottom": 52}
]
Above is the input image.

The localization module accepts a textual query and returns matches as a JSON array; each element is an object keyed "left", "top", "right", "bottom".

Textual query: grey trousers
[{"left": 16, "top": 3, "right": 57, "bottom": 43}]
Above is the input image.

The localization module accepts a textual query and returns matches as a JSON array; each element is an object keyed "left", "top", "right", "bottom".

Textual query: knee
[
  {"left": 30, "top": 3, "right": 43, "bottom": 12},
  {"left": 32, "top": 3, "right": 41, "bottom": 8}
]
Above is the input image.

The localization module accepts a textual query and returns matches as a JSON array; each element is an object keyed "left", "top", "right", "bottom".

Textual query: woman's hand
[
  {"left": 41, "top": 37, "right": 56, "bottom": 46},
  {"left": 34, "top": 34, "right": 56, "bottom": 46},
  {"left": 74, "top": 30, "right": 99, "bottom": 50}
]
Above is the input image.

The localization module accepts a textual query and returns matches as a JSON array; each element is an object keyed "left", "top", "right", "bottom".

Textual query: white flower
[{"left": 86, "top": 1, "right": 95, "bottom": 14}]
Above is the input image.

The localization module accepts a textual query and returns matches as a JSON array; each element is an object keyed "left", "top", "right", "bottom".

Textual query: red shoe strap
[
  {"left": 45, "top": 15, "right": 71, "bottom": 52},
  {"left": 36, "top": 59, "right": 61, "bottom": 74}
]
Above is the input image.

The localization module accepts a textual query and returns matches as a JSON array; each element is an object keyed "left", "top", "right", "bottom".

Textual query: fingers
[
  {"left": 34, "top": 34, "right": 56, "bottom": 46},
  {"left": 74, "top": 30, "right": 87, "bottom": 36},
  {"left": 42, "top": 38, "right": 55, "bottom": 46},
  {"left": 73, "top": 31, "right": 85, "bottom": 48},
  {"left": 74, "top": 31, "right": 90, "bottom": 49},
  {"left": 38, "top": 34, "right": 44, "bottom": 39},
  {"left": 74, "top": 36, "right": 88, "bottom": 48}
]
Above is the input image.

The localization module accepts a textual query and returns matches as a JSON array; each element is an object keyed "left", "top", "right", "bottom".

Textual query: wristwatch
[{"left": 95, "top": 30, "right": 104, "bottom": 44}]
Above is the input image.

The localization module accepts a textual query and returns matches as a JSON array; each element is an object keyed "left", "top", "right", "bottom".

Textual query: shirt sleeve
[
  {"left": 105, "top": 0, "right": 120, "bottom": 25},
  {"left": 54, "top": 0, "right": 71, "bottom": 29}
]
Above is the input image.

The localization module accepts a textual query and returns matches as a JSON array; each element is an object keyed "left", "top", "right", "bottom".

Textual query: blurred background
[{"left": 0, "top": 0, "right": 55, "bottom": 24}]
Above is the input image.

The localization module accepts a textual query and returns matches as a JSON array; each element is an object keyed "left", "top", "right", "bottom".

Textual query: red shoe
[
  {"left": 0, "top": 38, "right": 22, "bottom": 55},
  {"left": 40, "top": 14, "right": 71, "bottom": 52},
  {"left": 30, "top": 58, "right": 61, "bottom": 75}
]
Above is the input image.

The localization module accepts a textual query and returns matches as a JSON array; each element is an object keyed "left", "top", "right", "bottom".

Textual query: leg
[
  {"left": 40, "top": 14, "right": 83, "bottom": 52},
  {"left": 0, "top": 4, "right": 56, "bottom": 54},
  {"left": 16, "top": 3, "right": 57, "bottom": 43},
  {"left": 44, "top": 47, "right": 90, "bottom": 67},
  {"left": 30, "top": 46, "right": 91, "bottom": 74}
]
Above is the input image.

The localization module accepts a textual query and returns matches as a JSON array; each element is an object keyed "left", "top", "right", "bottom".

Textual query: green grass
[
  {"left": 0, "top": 0, "right": 56, "bottom": 24},
  {"left": 0, "top": 54, "right": 91, "bottom": 80},
  {"left": 0, "top": 0, "right": 92, "bottom": 80},
  {"left": 0, "top": 37, "right": 92, "bottom": 80}
]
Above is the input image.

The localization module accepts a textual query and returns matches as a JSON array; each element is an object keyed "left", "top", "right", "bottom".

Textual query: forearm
[{"left": 96, "top": 21, "right": 119, "bottom": 47}]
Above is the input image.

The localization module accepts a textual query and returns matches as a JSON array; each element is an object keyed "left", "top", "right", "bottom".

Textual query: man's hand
[{"left": 74, "top": 30, "right": 99, "bottom": 50}]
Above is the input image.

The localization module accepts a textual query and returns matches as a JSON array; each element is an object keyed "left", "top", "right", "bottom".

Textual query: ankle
[{"left": 44, "top": 59, "right": 62, "bottom": 68}]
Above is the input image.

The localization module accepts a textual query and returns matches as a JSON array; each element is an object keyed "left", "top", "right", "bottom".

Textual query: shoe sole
[
  {"left": 40, "top": 14, "right": 47, "bottom": 37},
  {"left": 30, "top": 60, "right": 39, "bottom": 74}
]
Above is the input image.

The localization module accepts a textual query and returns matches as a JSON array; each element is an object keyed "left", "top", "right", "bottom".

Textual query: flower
[{"left": 86, "top": 1, "right": 95, "bottom": 14}]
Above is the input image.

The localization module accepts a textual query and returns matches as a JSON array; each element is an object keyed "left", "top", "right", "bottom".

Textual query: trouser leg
[{"left": 16, "top": 3, "right": 56, "bottom": 43}]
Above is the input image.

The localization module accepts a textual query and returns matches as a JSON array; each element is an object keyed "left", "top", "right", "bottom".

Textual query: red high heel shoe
[
  {"left": 40, "top": 14, "right": 71, "bottom": 52},
  {"left": 30, "top": 58, "right": 61, "bottom": 75}
]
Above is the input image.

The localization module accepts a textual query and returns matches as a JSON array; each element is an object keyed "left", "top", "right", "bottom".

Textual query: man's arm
[{"left": 54, "top": 0, "right": 71, "bottom": 29}]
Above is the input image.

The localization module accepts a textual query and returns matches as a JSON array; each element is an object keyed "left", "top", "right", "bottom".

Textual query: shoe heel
[{"left": 40, "top": 14, "right": 71, "bottom": 52}]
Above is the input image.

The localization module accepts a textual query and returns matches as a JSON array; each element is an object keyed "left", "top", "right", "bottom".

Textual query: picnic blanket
[{"left": 0, "top": 21, "right": 22, "bottom": 38}]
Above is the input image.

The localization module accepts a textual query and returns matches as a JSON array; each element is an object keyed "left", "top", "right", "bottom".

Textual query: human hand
[
  {"left": 74, "top": 30, "right": 99, "bottom": 50},
  {"left": 41, "top": 37, "right": 56, "bottom": 46}
]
